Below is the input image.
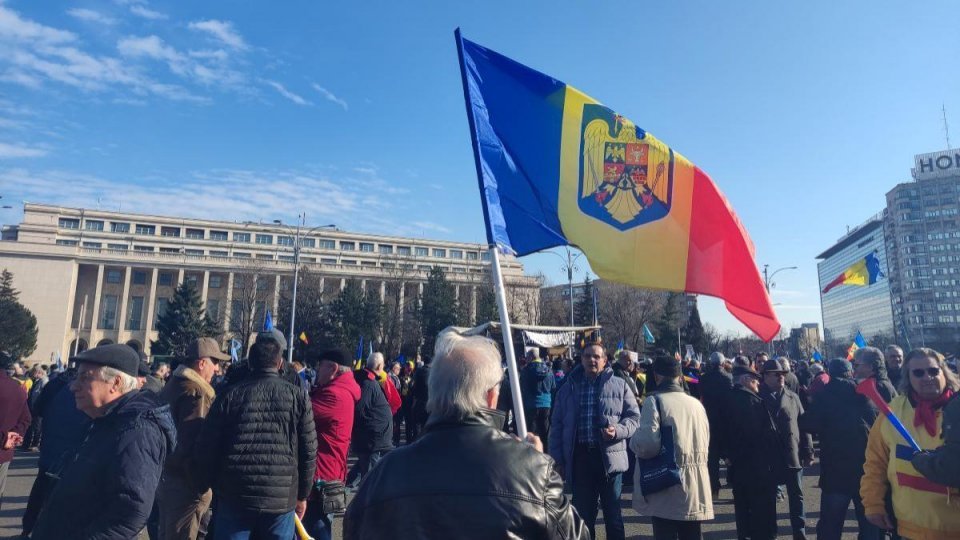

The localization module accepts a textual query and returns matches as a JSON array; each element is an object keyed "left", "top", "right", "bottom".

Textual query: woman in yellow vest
[{"left": 861, "top": 347, "right": 960, "bottom": 540}]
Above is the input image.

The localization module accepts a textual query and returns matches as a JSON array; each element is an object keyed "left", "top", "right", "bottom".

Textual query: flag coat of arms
[{"left": 456, "top": 30, "right": 779, "bottom": 341}]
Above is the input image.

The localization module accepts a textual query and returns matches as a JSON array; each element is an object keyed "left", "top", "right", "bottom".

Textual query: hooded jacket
[
  {"left": 521, "top": 359, "right": 557, "bottom": 409},
  {"left": 352, "top": 368, "right": 394, "bottom": 453},
  {"left": 549, "top": 364, "right": 641, "bottom": 481},
  {"left": 31, "top": 390, "right": 176, "bottom": 540},
  {"left": 344, "top": 409, "right": 589, "bottom": 540},
  {"left": 312, "top": 370, "right": 361, "bottom": 483}
]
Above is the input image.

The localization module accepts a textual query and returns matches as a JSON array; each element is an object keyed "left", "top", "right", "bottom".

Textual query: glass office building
[{"left": 817, "top": 214, "right": 895, "bottom": 343}]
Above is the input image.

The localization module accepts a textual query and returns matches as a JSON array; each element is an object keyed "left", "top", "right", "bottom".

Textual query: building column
[
  {"left": 61, "top": 261, "right": 80, "bottom": 358},
  {"left": 117, "top": 266, "right": 132, "bottom": 337},
  {"left": 201, "top": 270, "right": 210, "bottom": 304},
  {"left": 177, "top": 268, "right": 185, "bottom": 286},
  {"left": 379, "top": 281, "right": 386, "bottom": 303},
  {"left": 223, "top": 272, "right": 235, "bottom": 333},
  {"left": 454, "top": 284, "right": 460, "bottom": 301},
  {"left": 340, "top": 278, "right": 346, "bottom": 291},
  {"left": 89, "top": 264, "right": 105, "bottom": 345},
  {"left": 397, "top": 282, "right": 406, "bottom": 330},
  {"left": 143, "top": 268, "right": 159, "bottom": 351},
  {"left": 360, "top": 279, "right": 367, "bottom": 292},
  {"left": 272, "top": 274, "right": 281, "bottom": 317},
  {"left": 471, "top": 286, "right": 478, "bottom": 325}
]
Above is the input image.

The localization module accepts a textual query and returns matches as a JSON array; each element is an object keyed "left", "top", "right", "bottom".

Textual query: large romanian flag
[
  {"left": 822, "top": 252, "right": 884, "bottom": 294},
  {"left": 455, "top": 31, "right": 780, "bottom": 341}
]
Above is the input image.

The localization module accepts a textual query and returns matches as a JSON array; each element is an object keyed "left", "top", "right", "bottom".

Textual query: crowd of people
[{"left": 0, "top": 332, "right": 958, "bottom": 540}]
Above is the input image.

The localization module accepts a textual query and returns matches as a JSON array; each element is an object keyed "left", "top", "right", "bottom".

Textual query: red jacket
[
  {"left": 0, "top": 371, "right": 32, "bottom": 463},
  {"left": 311, "top": 371, "right": 361, "bottom": 483}
]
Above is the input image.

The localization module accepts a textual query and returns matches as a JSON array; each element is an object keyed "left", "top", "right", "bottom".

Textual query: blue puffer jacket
[
  {"left": 549, "top": 365, "right": 641, "bottom": 482},
  {"left": 31, "top": 390, "right": 176, "bottom": 540},
  {"left": 521, "top": 359, "right": 556, "bottom": 410}
]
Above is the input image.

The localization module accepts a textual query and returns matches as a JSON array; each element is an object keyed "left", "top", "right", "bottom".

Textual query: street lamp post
[
  {"left": 274, "top": 215, "right": 336, "bottom": 364},
  {"left": 763, "top": 264, "right": 797, "bottom": 354},
  {"left": 543, "top": 248, "right": 583, "bottom": 326}
]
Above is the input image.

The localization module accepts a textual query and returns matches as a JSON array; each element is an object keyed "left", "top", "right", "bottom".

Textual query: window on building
[
  {"left": 229, "top": 300, "right": 243, "bottom": 331},
  {"left": 133, "top": 245, "right": 154, "bottom": 252},
  {"left": 185, "top": 275, "right": 198, "bottom": 287},
  {"left": 59, "top": 218, "right": 80, "bottom": 229},
  {"left": 209, "top": 275, "right": 223, "bottom": 288},
  {"left": 300, "top": 257, "right": 315, "bottom": 262},
  {"left": 433, "top": 248, "right": 446, "bottom": 258},
  {"left": 255, "top": 254, "right": 273, "bottom": 260},
  {"left": 341, "top": 242, "right": 355, "bottom": 251},
  {"left": 106, "top": 269, "right": 122, "bottom": 283},
  {"left": 321, "top": 258, "right": 337, "bottom": 265},
  {"left": 379, "top": 244, "right": 393, "bottom": 254},
  {"left": 185, "top": 249, "right": 203, "bottom": 257},
  {"left": 278, "top": 236, "right": 294, "bottom": 246},
  {"left": 300, "top": 238, "right": 316, "bottom": 248},
  {"left": 255, "top": 234, "right": 273, "bottom": 245},
  {"left": 361, "top": 261, "right": 376, "bottom": 267},
  {"left": 319, "top": 239, "right": 336, "bottom": 249},
  {"left": 135, "top": 224, "right": 155, "bottom": 235},
  {"left": 158, "top": 272, "right": 173, "bottom": 287},
  {"left": 132, "top": 270, "right": 147, "bottom": 285},
  {"left": 99, "top": 295, "right": 118, "bottom": 329},
  {"left": 155, "top": 298, "right": 169, "bottom": 326},
  {"left": 415, "top": 247, "right": 428, "bottom": 257},
  {"left": 397, "top": 246, "right": 411, "bottom": 256},
  {"left": 233, "top": 232, "right": 251, "bottom": 243},
  {"left": 210, "top": 230, "right": 228, "bottom": 241},
  {"left": 85, "top": 220, "right": 104, "bottom": 231},
  {"left": 210, "top": 250, "right": 228, "bottom": 258},
  {"left": 233, "top": 252, "right": 251, "bottom": 258},
  {"left": 108, "top": 244, "right": 128, "bottom": 251},
  {"left": 449, "top": 249, "right": 463, "bottom": 259},
  {"left": 56, "top": 239, "right": 79, "bottom": 246},
  {"left": 254, "top": 301, "right": 266, "bottom": 325},
  {"left": 82, "top": 241, "right": 102, "bottom": 249},
  {"left": 206, "top": 299, "right": 221, "bottom": 323},
  {"left": 185, "top": 228, "right": 205, "bottom": 239},
  {"left": 466, "top": 251, "right": 479, "bottom": 260},
  {"left": 111, "top": 222, "right": 130, "bottom": 233},
  {"left": 341, "top": 259, "right": 357, "bottom": 265},
  {"left": 278, "top": 255, "right": 295, "bottom": 262},
  {"left": 159, "top": 247, "right": 180, "bottom": 254},
  {"left": 161, "top": 226, "right": 181, "bottom": 237},
  {"left": 481, "top": 252, "right": 491, "bottom": 261},
  {"left": 127, "top": 296, "right": 144, "bottom": 330},
  {"left": 360, "top": 242, "right": 374, "bottom": 252},
  {"left": 255, "top": 276, "right": 269, "bottom": 291}
]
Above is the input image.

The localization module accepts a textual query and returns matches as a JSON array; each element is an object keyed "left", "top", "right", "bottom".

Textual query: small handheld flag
[
  {"left": 812, "top": 350, "right": 823, "bottom": 363},
  {"left": 355, "top": 336, "right": 364, "bottom": 361},
  {"left": 846, "top": 332, "right": 867, "bottom": 360},
  {"left": 299, "top": 331, "right": 309, "bottom": 345},
  {"left": 263, "top": 310, "right": 274, "bottom": 332},
  {"left": 643, "top": 323, "right": 656, "bottom": 344},
  {"left": 822, "top": 252, "right": 884, "bottom": 294},
  {"left": 615, "top": 339, "right": 625, "bottom": 356},
  {"left": 230, "top": 338, "right": 241, "bottom": 363}
]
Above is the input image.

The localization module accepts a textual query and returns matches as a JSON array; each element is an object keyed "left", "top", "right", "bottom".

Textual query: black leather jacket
[{"left": 344, "top": 408, "right": 589, "bottom": 540}]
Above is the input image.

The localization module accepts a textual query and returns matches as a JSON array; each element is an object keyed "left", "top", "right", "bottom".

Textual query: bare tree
[
  {"left": 374, "top": 253, "right": 425, "bottom": 358},
  {"left": 595, "top": 281, "right": 665, "bottom": 352},
  {"left": 228, "top": 260, "right": 276, "bottom": 356}
]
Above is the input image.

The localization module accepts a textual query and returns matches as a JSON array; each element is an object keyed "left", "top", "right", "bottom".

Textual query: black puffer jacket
[
  {"left": 32, "top": 390, "right": 176, "bottom": 540},
  {"left": 344, "top": 409, "right": 589, "bottom": 540},
  {"left": 194, "top": 369, "right": 317, "bottom": 513},
  {"left": 799, "top": 377, "right": 877, "bottom": 495},
  {"left": 352, "top": 369, "right": 393, "bottom": 453}
]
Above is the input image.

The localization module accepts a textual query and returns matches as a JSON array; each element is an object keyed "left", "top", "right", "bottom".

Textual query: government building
[{"left": 0, "top": 203, "right": 540, "bottom": 364}]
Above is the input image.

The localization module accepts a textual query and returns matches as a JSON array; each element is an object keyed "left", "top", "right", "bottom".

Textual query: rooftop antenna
[{"left": 944, "top": 104, "right": 952, "bottom": 150}]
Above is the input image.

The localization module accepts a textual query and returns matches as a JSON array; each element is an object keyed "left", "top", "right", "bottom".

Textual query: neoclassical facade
[{"left": 0, "top": 203, "right": 540, "bottom": 363}]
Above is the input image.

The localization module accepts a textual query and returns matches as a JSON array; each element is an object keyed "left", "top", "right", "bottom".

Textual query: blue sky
[{"left": 1, "top": 0, "right": 957, "bottom": 336}]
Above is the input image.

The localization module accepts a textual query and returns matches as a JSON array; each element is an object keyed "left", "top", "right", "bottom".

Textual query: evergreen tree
[
  {"left": 328, "top": 279, "right": 382, "bottom": 353},
  {"left": 654, "top": 292, "right": 683, "bottom": 352},
  {"left": 416, "top": 267, "right": 459, "bottom": 357},
  {"left": 574, "top": 276, "right": 595, "bottom": 326},
  {"left": 0, "top": 269, "right": 17, "bottom": 302},
  {"left": 685, "top": 303, "right": 707, "bottom": 356},
  {"left": 152, "top": 281, "right": 220, "bottom": 359},
  {"left": 277, "top": 270, "right": 333, "bottom": 363},
  {"left": 0, "top": 270, "right": 37, "bottom": 359},
  {"left": 475, "top": 285, "right": 499, "bottom": 324}
]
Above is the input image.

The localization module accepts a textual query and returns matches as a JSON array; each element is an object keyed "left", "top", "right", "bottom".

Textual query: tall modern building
[
  {"left": 0, "top": 203, "right": 541, "bottom": 364},
  {"left": 816, "top": 213, "right": 895, "bottom": 344},
  {"left": 884, "top": 149, "right": 960, "bottom": 348}
]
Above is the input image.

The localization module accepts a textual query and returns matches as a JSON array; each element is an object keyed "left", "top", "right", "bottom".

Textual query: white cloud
[
  {"left": 412, "top": 221, "right": 452, "bottom": 234},
  {"left": 311, "top": 83, "right": 348, "bottom": 111},
  {"left": 0, "top": 6, "right": 76, "bottom": 44},
  {"left": 265, "top": 80, "right": 311, "bottom": 106},
  {"left": 118, "top": 35, "right": 245, "bottom": 89},
  {"left": 117, "top": 35, "right": 180, "bottom": 63},
  {"left": 0, "top": 142, "right": 47, "bottom": 158},
  {"left": 128, "top": 5, "right": 167, "bottom": 20},
  {"left": 66, "top": 8, "right": 116, "bottom": 26},
  {"left": 188, "top": 20, "right": 246, "bottom": 50}
]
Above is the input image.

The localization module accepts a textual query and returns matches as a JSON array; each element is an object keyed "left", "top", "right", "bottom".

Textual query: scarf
[{"left": 913, "top": 388, "right": 954, "bottom": 437}]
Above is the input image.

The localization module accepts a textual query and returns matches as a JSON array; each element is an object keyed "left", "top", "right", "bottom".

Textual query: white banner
[{"left": 522, "top": 330, "right": 576, "bottom": 348}]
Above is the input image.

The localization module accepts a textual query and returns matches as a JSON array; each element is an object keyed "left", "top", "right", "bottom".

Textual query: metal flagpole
[
  {"left": 489, "top": 245, "right": 527, "bottom": 439},
  {"left": 287, "top": 215, "right": 302, "bottom": 365}
]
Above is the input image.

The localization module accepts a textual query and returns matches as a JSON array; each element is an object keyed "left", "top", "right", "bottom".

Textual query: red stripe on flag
[
  {"left": 684, "top": 167, "right": 780, "bottom": 341},
  {"left": 822, "top": 274, "right": 846, "bottom": 294},
  {"left": 896, "top": 472, "right": 949, "bottom": 494}
]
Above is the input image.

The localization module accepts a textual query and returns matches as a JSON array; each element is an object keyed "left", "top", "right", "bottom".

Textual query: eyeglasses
[{"left": 911, "top": 367, "right": 941, "bottom": 378}]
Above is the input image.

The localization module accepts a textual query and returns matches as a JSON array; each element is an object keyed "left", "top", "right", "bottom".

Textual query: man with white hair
[
  {"left": 344, "top": 330, "right": 589, "bottom": 539},
  {"left": 345, "top": 351, "right": 394, "bottom": 490},
  {"left": 31, "top": 344, "right": 176, "bottom": 540}
]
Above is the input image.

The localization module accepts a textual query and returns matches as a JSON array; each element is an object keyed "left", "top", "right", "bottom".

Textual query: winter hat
[{"left": 828, "top": 358, "right": 853, "bottom": 378}]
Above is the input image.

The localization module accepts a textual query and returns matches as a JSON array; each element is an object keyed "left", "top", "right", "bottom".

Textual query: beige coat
[{"left": 630, "top": 387, "right": 714, "bottom": 521}]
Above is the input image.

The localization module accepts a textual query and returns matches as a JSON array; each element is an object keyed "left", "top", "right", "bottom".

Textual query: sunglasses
[{"left": 911, "top": 367, "right": 941, "bottom": 378}]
